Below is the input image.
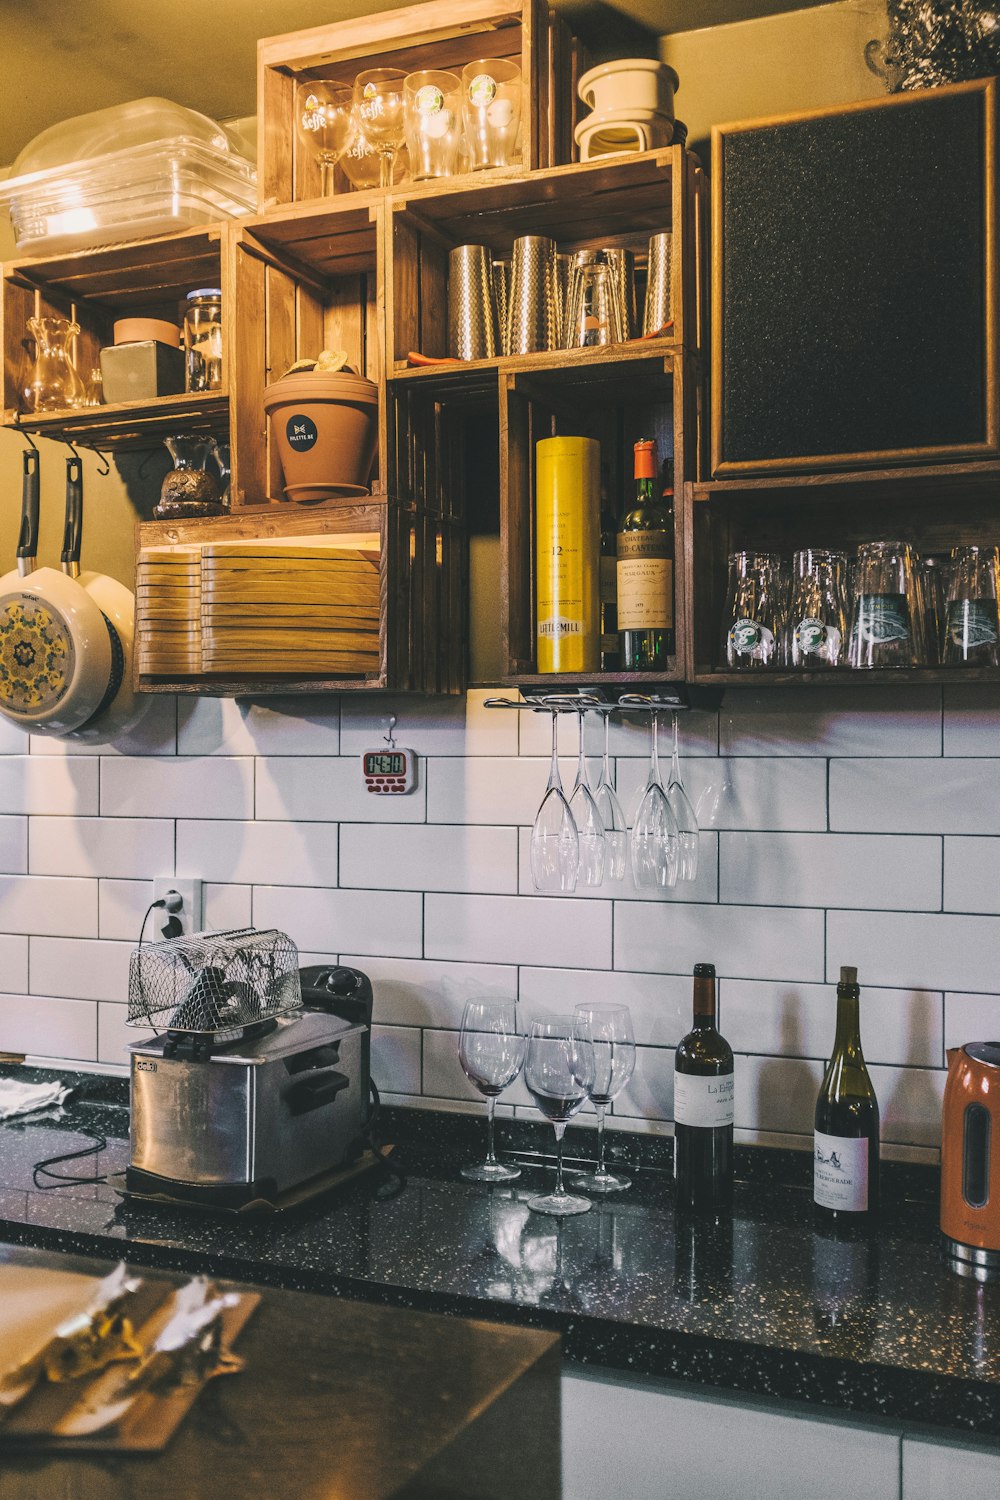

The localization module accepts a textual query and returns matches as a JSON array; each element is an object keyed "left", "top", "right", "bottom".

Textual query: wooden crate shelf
[
  {"left": 389, "top": 147, "right": 704, "bottom": 371},
  {"left": 257, "top": 0, "right": 583, "bottom": 212},
  {"left": 10, "top": 391, "right": 228, "bottom": 452}
]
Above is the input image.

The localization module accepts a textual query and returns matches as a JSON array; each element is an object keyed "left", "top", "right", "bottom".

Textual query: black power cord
[
  {"left": 32, "top": 1127, "right": 109, "bottom": 1190},
  {"left": 364, "top": 1079, "right": 407, "bottom": 1199}
]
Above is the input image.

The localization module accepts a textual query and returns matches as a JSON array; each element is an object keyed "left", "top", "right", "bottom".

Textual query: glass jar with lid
[{"left": 183, "top": 288, "right": 223, "bottom": 392}]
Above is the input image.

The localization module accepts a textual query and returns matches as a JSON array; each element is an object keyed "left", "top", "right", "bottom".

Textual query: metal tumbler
[
  {"left": 605, "top": 247, "right": 637, "bottom": 340},
  {"left": 643, "top": 231, "right": 673, "bottom": 336},
  {"left": 506, "top": 235, "right": 559, "bottom": 355},
  {"left": 448, "top": 244, "right": 499, "bottom": 360},
  {"left": 492, "top": 259, "right": 510, "bottom": 355}
]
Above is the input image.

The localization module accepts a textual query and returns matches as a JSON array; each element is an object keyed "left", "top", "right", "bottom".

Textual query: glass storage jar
[{"left": 183, "top": 288, "right": 223, "bottom": 392}]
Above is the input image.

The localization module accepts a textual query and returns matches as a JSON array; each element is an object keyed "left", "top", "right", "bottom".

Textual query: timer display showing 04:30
[{"left": 361, "top": 749, "right": 417, "bottom": 794}]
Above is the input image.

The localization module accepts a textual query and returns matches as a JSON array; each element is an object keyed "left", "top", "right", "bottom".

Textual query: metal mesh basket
[{"left": 127, "top": 927, "right": 301, "bottom": 1034}]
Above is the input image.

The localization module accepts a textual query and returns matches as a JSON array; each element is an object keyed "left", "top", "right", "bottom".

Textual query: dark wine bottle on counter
[
  {"left": 813, "top": 966, "right": 880, "bottom": 1224},
  {"left": 674, "top": 963, "right": 735, "bottom": 1212}
]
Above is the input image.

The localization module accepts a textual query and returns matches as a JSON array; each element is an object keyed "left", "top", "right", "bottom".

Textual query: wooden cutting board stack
[
  {"left": 135, "top": 546, "right": 202, "bottom": 677},
  {"left": 136, "top": 536, "right": 381, "bottom": 677}
]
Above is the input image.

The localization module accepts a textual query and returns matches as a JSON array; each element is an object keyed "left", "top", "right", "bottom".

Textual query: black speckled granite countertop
[{"left": 1, "top": 1065, "right": 998, "bottom": 1440}]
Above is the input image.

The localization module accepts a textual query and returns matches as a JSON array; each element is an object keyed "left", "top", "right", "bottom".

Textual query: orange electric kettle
[{"left": 941, "top": 1043, "right": 1000, "bottom": 1281}]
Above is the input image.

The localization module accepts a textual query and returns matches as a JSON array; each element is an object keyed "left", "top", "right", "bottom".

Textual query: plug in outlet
[{"left": 152, "top": 878, "right": 203, "bottom": 939}]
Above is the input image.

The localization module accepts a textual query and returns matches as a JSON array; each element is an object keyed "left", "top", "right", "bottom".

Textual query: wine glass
[
  {"left": 666, "top": 712, "right": 699, "bottom": 882},
  {"left": 353, "top": 68, "right": 407, "bottom": 189},
  {"left": 530, "top": 710, "right": 579, "bottom": 893},
  {"left": 458, "top": 1000, "right": 525, "bottom": 1182},
  {"left": 593, "top": 710, "right": 627, "bottom": 883},
  {"left": 294, "top": 80, "right": 357, "bottom": 197},
  {"left": 569, "top": 1004, "right": 636, "bottom": 1194},
  {"left": 630, "top": 713, "right": 679, "bottom": 890},
  {"left": 524, "top": 1017, "right": 594, "bottom": 1217},
  {"left": 567, "top": 711, "right": 605, "bottom": 888}
]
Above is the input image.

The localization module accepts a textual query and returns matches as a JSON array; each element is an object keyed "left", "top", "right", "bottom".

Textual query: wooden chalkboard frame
[{"left": 711, "top": 78, "right": 998, "bottom": 477}]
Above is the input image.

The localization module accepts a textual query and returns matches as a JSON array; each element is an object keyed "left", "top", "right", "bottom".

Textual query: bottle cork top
[
  {"left": 839, "top": 965, "right": 858, "bottom": 986},
  {"left": 693, "top": 962, "right": 715, "bottom": 978},
  {"left": 633, "top": 438, "right": 656, "bottom": 479}
]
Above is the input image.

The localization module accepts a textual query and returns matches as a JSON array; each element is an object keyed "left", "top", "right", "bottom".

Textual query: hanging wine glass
[
  {"left": 631, "top": 711, "right": 679, "bottom": 890},
  {"left": 294, "top": 80, "right": 357, "bottom": 196},
  {"left": 567, "top": 710, "right": 605, "bottom": 888},
  {"left": 666, "top": 711, "right": 699, "bottom": 882},
  {"left": 593, "top": 710, "right": 627, "bottom": 883},
  {"left": 530, "top": 709, "right": 579, "bottom": 893}
]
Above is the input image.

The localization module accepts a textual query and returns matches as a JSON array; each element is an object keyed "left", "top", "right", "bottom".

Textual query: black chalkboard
[{"left": 713, "top": 80, "right": 995, "bottom": 473}]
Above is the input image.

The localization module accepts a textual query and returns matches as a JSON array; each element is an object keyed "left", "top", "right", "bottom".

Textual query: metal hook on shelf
[
  {"left": 16, "top": 425, "right": 39, "bottom": 455},
  {"left": 62, "top": 438, "right": 82, "bottom": 465},
  {"left": 94, "top": 449, "right": 111, "bottom": 477},
  {"left": 384, "top": 714, "right": 398, "bottom": 748}
]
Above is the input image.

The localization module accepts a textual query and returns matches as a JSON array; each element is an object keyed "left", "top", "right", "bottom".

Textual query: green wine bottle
[{"left": 813, "top": 966, "right": 880, "bottom": 1222}]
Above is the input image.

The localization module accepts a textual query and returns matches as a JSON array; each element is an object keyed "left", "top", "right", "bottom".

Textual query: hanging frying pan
[
  {"left": 0, "top": 451, "right": 114, "bottom": 736},
  {"left": 59, "top": 456, "right": 147, "bottom": 745}
]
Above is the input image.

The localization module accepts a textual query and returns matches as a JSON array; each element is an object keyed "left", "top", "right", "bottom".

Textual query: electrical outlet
[{"left": 152, "top": 878, "right": 203, "bottom": 939}]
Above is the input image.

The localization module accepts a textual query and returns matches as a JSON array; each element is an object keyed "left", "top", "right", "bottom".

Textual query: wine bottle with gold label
[{"left": 616, "top": 438, "right": 674, "bottom": 670}]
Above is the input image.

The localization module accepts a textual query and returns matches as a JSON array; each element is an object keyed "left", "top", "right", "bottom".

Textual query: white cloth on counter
[{"left": 0, "top": 1078, "right": 70, "bottom": 1119}]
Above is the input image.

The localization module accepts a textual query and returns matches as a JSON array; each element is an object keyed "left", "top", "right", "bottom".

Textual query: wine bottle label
[
  {"left": 616, "top": 536, "right": 673, "bottom": 631},
  {"left": 673, "top": 1070, "right": 735, "bottom": 1129},
  {"left": 946, "top": 599, "right": 999, "bottom": 648},
  {"left": 855, "top": 594, "right": 910, "bottom": 645},
  {"left": 814, "top": 1131, "right": 869, "bottom": 1212},
  {"left": 728, "top": 618, "right": 774, "bottom": 658},
  {"left": 794, "top": 617, "right": 841, "bottom": 658}
]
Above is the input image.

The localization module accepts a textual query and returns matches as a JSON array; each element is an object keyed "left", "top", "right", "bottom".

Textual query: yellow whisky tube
[{"left": 535, "top": 436, "right": 600, "bottom": 673}]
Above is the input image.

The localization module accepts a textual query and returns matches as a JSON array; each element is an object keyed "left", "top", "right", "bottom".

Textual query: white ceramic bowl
[{"left": 577, "top": 59, "right": 679, "bottom": 120}]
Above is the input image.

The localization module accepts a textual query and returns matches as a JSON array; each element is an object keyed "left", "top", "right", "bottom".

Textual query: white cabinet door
[
  {"left": 563, "top": 1368, "right": 902, "bottom": 1500},
  {"left": 902, "top": 1434, "right": 1000, "bottom": 1497}
]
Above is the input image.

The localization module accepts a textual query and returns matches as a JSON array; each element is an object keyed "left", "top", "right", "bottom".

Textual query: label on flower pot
[{"left": 286, "top": 415, "right": 318, "bottom": 452}]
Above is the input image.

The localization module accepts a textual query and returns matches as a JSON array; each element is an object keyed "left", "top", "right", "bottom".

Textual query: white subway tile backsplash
[
  {"left": 720, "top": 832, "right": 941, "bottom": 911},
  {"left": 425, "top": 893, "right": 612, "bottom": 968},
  {"left": 827, "top": 910, "right": 1000, "bottom": 993},
  {"left": 0, "top": 817, "right": 27, "bottom": 873},
  {"left": 341, "top": 823, "right": 517, "bottom": 894},
  {"left": 830, "top": 759, "right": 1000, "bottom": 834},
  {"left": 615, "top": 757, "right": 828, "bottom": 834},
  {"left": 253, "top": 884, "right": 422, "bottom": 958},
  {"left": 868, "top": 1063, "right": 945, "bottom": 1147},
  {"left": 0, "top": 875, "right": 96, "bottom": 937},
  {"left": 340, "top": 955, "right": 516, "bottom": 1027},
  {"left": 98, "top": 879, "right": 155, "bottom": 941},
  {"left": 944, "top": 992, "right": 1000, "bottom": 1049},
  {"left": 97, "top": 1002, "right": 131, "bottom": 1068},
  {"left": 0, "top": 936, "right": 28, "bottom": 994},
  {"left": 518, "top": 967, "right": 690, "bottom": 1047},
  {"left": 255, "top": 756, "right": 426, "bottom": 823},
  {"left": 29, "top": 817, "right": 173, "bottom": 880},
  {"left": 736, "top": 1054, "right": 823, "bottom": 1135},
  {"left": 101, "top": 757, "right": 253, "bottom": 820},
  {"left": 30, "top": 938, "right": 131, "bottom": 1003},
  {"left": 203, "top": 883, "right": 252, "bottom": 931},
  {"left": 422, "top": 1027, "right": 531, "bottom": 1107},
  {"left": 614, "top": 1045, "right": 674, "bottom": 1120},
  {"left": 30, "top": 695, "right": 178, "bottom": 758},
  {"left": 427, "top": 756, "right": 564, "bottom": 826},
  {"left": 943, "top": 684, "right": 1000, "bottom": 757},
  {"left": 0, "top": 717, "right": 27, "bottom": 754},
  {"left": 0, "top": 758, "right": 98, "bottom": 816},
  {"left": 176, "top": 819, "right": 338, "bottom": 888},
  {"left": 515, "top": 827, "right": 719, "bottom": 903},
  {"left": 721, "top": 979, "right": 943, "bottom": 1067},
  {"left": 615, "top": 902, "right": 825, "bottom": 981},
  {"left": 342, "top": 689, "right": 518, "bottom": 758},
  {"left": 943, "top": 837, "right": 1000, "bottom": 914},
  {"left": 177, "top": 696, "right": 339, "bottom": 757},
  {"left": 0, "top": 993, "right": 96, "bottom": 1060},
  {"left": 371, "top": 1024, "right": 422, "bottom": 1094},
  {"left": 720, "top": 686, "right": 941, "bottom": 758}
]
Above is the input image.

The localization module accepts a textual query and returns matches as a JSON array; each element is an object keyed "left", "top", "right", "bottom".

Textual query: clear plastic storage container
[{"left": 0, "top": 98, "right": 256, "bottom": 256}]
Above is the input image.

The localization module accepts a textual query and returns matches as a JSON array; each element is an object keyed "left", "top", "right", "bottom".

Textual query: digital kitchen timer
[{"left": 361, "top": 748, "right": 417, "bottom": 794}]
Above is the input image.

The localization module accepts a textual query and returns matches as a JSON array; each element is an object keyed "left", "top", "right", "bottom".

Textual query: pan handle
[
  {"left": 62, "top": 456, "right": 83, "bottom": 579},
  {"left": 16, "top": 450, "right": 39, "bottom": 577}
]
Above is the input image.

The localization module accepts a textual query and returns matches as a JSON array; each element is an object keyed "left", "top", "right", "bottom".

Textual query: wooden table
[{"left": 0, "top": 1243, "right": 561, "bottom": 1500}]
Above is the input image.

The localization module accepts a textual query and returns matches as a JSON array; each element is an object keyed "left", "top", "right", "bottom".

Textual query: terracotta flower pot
[{"left": 263, "top": 371, "right": 379, "bottom": 503}]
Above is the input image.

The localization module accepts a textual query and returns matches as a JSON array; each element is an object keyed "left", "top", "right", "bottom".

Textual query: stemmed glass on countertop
[
  {"left": 530, "top": 709, "right": 579, "bottom": 893},
  {"left": 524, "top": 1016, "right": 594, "bottom": 1217},
  {"left": 593, "top": 709, "right": 627, "bottom": 883},
  {"left": 459, "top": 1000, "right": 525, "bottom": 1182},
  {"left": 631, "top": 712, "right": 679, "bottom": 889},
  {"left": 568, "top": 710, "right": 605, "bottom": 888},
  {"left": 666, "top": 711, "right": 699, "bottom": 882},
  {"left": 294, "top": 81, "right": 357, "bottom": 197},
  {"left": 353, "top": 68, "right": 407, "bottom": 189},
  {"left": 569, "top": 1004, "right": 636, "bottom": 1194}
]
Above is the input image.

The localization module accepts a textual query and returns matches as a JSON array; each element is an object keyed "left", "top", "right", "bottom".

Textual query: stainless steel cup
[
  {"left": 643, "top": 231, "right": 673, "bottom": 336},
  {"left": 606, "top": 247, "right": 637, "bottom": 340},
  {"left": 506, "top": 235, "right": 559, "bottom": 355},
  {"left": 492, "top": 259, "right": 510, "bottom": 355},
  {"left": 448, "top": 244, "right": 499, "bottom": 360}
]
